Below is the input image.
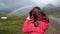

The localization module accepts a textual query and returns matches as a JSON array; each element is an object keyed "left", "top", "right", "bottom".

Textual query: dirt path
[{"left": 47, "top": 17, "right": 60, "bottom": 34}]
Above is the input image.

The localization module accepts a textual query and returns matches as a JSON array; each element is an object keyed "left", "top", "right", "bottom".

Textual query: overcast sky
[{"left": 0, "top": 0, "right": 60, "bottom": 10}]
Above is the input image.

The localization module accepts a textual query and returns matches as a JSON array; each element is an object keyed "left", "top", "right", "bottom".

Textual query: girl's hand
[
  {"left": 26, "top": 14, "right": 30, "bottom": 20},
  {"left": 26, "top": 16, "right": 30, "bottom": 20}
]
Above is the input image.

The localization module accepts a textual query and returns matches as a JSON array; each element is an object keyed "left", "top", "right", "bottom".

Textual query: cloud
[
  {"left": 0, "top": 0, "right": 60, "bottom": 10},
  {"left": 0, "top": 3, "right": 9, "bottom": 10},
  {"left": 0, "top": 3, "right": 6, "bottom": 7}
]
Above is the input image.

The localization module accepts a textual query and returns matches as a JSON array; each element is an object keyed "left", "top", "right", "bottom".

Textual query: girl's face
[
  {"left": 30, "top": 7, "right": 41, "bottom": 20},
  {"left": 33, "top": 8, "right": 39, "bottom": 12},
  {"left": 33, "top": 8, "right": 41, "bottom": 14}
]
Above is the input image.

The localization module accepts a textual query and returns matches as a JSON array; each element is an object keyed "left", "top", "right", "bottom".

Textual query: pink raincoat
[{"left": 22, "top": 18, "right": 49, "bottom": 34}]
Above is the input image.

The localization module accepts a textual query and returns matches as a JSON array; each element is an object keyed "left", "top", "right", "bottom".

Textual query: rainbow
[{"left": 8, "top": 5, "right": 40, "bottom": 15}]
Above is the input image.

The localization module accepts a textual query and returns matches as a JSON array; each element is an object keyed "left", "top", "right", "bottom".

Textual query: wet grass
[
  {"left": 0, "top": 15, "right": 55, "bottom": 34},
  {"left": 0, "top": 16, "right": 27, "bottom": 34}
]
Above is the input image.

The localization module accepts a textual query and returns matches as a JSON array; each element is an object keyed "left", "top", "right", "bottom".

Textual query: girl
[{"left": 22, "top": 7, "right": 49, "bottom": 34}]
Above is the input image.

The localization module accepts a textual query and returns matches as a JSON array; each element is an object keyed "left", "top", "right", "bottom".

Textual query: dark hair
[{"left": 29, "top": 7, "right": 49, "bottom": 27}]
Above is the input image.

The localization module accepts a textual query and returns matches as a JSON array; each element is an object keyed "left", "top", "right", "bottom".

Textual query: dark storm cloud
[{"left": 0, "top": 0, "right": 60, "bottom": 10}]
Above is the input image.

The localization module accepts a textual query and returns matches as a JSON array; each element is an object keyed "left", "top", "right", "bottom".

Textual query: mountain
[
  {"left": 1, "top": 3, "right": 60, "bottom": 16},
  {"left": 8, "top": 7, "right": 32, "bottom": 16},
  {"left": 43, "top": 3, "right": 55, "bottom": 9},
  {"left": 43, "top": 3, "right": 60, "bottom": 14},
  {"left": 0, "top": 9, "right": 12, "bottom": 14}
]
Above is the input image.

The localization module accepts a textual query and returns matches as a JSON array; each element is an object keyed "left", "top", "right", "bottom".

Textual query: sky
[{"left": 0, "top": 0, "right": 60, "bottom": 10}]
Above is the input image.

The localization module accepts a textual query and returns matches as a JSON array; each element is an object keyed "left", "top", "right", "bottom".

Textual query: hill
[{"left": 43, "top": 3, "right": 60, "bottom": 14}]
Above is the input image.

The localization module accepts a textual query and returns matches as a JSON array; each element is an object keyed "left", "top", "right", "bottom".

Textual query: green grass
[
  {"left": 0, "top": 15, "right": 55, "bottom": 34},
  {"left": 0, "top": 16, "right": 27, "bottom": 34},
  {"left": 48, "top": 13, "right": 60, "bottom": 18}
]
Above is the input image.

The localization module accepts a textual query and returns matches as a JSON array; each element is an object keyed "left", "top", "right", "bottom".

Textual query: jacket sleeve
[
  {"left": 22, "top": 19, "right": 32, "bottom": 33},
  {"left": 39, "top": 20, "right": 49, "bottom": 31}
]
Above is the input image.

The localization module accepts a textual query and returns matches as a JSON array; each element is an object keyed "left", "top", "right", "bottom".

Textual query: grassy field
[
  {"left": 0, "top": 16, "right": 27, "bottom": 34},
  {"left": 0, "top": 15, "right": 56, "bottom": 34},
  {"left": 49, "top": 13, "right": 60, "bottom": 18}
]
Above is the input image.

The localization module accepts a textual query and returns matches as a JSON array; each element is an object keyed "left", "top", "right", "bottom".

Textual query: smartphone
[
  {"left": 29, "top": 11, "right": 39, "bottom": 27},
  {"left": 29, "top": 11, "right": 32, "bottom": 19}
]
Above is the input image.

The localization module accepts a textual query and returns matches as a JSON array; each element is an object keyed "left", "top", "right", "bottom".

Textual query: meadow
[
  {"left": 0, "top": 16, "right": 27, "bottom": 34},
  {"left": 0, "top": 14, "right": 57, "bottom": 34}
]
